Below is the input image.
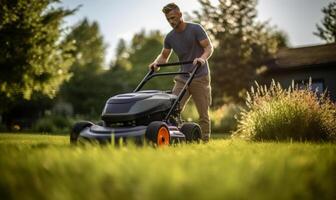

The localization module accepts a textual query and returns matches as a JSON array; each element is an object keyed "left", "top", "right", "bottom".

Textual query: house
[{"left": 260, "top": 43, "right": 336, "bottom": 101}]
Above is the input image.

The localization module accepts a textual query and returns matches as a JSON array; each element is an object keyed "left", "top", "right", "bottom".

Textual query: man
[{"left": 149, "top": 3, "right": 213, "bottom": 141}]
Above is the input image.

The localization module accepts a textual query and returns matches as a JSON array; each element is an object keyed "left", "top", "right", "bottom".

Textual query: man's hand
[
  {"left": 148, "top": 62, "right": 160, "bottom": 71},
  {"left": 149, "top": 48, "right": 171, "bottom": 71},
  {"left": 193, "top": 57, "right": 206, "bottom": 66}
]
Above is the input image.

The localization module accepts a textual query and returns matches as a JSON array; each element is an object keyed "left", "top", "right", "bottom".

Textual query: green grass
[{"left": 0, "top": 133, "right": 335, "bottom": 200}]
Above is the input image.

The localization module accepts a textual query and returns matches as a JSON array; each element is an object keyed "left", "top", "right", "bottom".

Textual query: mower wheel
[
  {"left": 180, "top": 123, "right": 202, "bottom": 143},
  {"left": 70, "top": 121, "right": 93, "bottom": 144},
  {"left": 146, "top": 121, "right": 170, "bottom": 147}
]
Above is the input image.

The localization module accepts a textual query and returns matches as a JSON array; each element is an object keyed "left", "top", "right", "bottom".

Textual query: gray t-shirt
[{"left": 164, "top": 22, "right": 210, "bottom": 80}]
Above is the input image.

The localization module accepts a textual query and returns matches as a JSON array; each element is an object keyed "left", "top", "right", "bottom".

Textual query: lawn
[{"left": 0, "top": 133, "right": 335, "bottom": 200}]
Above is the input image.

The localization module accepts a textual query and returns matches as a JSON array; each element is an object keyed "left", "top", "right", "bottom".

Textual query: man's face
[{"left": 165, "top": 9, "right": 182, "bottom": 29}]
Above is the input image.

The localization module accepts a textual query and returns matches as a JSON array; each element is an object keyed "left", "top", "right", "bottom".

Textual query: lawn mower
[{"left": 70, "top": 60, "right": 202, "bottom": 146}]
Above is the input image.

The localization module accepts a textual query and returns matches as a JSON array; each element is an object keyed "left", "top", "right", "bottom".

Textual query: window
[{"left": 295, "top": 78, "right": 325, "bottom": 94}]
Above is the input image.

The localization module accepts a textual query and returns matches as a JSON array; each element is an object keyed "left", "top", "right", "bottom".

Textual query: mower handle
[
  {"left": 150, "top": 60, "right": 201, "bottom": 71},
  {"left": 135, "top": 61, "right": 202, "bottom": 92},
  {"left": 156, "top": 60, "right": 194, "bottom": 67}
]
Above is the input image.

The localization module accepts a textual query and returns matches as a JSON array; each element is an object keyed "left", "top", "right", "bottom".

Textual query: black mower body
[{"left": 102, "top": 90, "right": 177, "bottom": 126}]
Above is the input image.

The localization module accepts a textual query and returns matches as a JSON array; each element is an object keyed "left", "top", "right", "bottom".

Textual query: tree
[
  {"left": 0, "top": 0, "right": 76, "bottom": 102},
  {"left": 116, "top": 30, "right": 178, "bottom": 91},
  {"left": 314, "top": 2, "right": 336, "bottom": 43},
  {"left": 192, "top": 0, "right": 288, "bottom": 105},
  {"left": 0, "top": 0, "right": 77, "bottom": 129},
  {"left": 63, "top": 18, "right": 106, "bottom": 72},
  {"left": 58, "top": 18, "right": 109, "bottom": 117},
  {"left": 111, "top": 30, "right": 179, "bottom": 92}
]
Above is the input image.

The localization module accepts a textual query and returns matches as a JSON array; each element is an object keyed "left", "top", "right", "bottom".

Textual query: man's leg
[
  {"left": 172, "top": 76, "right": 191, "bottom": 112},
  {"left": 188, "top": 75, "right": 211, "bottom": 141}
]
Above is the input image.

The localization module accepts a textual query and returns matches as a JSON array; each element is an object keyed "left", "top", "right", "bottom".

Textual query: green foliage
[
  {"left": 0, "top": 123, "right": 6, "bottom": 132},
  {"left": 210, "top": 103, "right": 241, "bottom": 134},
  {"left": 192, "top": 0, "right": 288, "bottom": 105},
  {"left": 181, "top": 102, "right": 241, "bottom": 134},
  {"left": 58, "top": 18, "right": 112, "bottom": 117},
  {"left": 0, "top": 0, "right": 76, "bottom": 101},
  {"left": 112, "top": 30, "right": 179, "bottom": 92},
  {"left": 64, "top": 18, "right": 106, "bottom": 72},
  {"left": 234, "top": 81, "right": 336, "bottom": 141},
  {"left": 181, "top": 100, "right": 199, "bottom": 122},
  {"left": 33, "top": 115, "right": 74, "bottom": 134},
  {"left": 0, "top": 134, "right": 336, "bottom": 199},
  {"left": 314, "top": 1, "right": 336, "bottom": 43}
]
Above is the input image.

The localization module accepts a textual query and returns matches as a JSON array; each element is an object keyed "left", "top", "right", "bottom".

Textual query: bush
[
  {"left": 233, "top": 81, "right": 336, "bottom": 141},
  {"left": 0, "top": 123, "right": 7, "bottom": 132},
  {"left": 33, "top": 115, "right": 74, "bottom": 134},
  {"left": 181, "top": 100, "right": 199, "bottom": 122},
  {"left": 181, "top": 100, "right": 242, "bottom": 134},
  {"left": 210, "top": 103, "right": 242, "bottom": 134}
]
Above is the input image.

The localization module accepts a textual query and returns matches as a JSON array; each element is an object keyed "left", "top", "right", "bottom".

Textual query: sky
[{"left": 60, "top": 0, "right": 334, "bottom": 64}]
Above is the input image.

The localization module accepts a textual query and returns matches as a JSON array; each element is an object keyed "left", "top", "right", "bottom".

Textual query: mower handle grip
[
  {"left": 150, "top": 60, "right": 201, "bottom": 71},
  {"left": 156, "top": 60, "right": 194, "bottom": 67}
]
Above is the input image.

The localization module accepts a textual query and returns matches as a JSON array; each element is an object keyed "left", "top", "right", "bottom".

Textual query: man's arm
[
  {"left": 149, "top": 48, "right": 172, "bottom": 70},
  {"left": 193, "top": 38, "right": 213, "bottom": 65}
]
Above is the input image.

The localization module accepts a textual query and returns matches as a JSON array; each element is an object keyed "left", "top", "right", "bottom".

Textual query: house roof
[{"left": 264, "top": 43, "right": 336, "bottom": 73}]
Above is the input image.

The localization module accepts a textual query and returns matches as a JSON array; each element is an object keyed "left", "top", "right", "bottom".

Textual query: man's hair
[{"left": 162, "top": 3, "right": 180, "bottom": 14}]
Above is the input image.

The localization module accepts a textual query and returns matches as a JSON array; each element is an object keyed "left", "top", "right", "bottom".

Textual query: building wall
[{"left": 261, "top": 67, "right": 336, "bottom": 101}]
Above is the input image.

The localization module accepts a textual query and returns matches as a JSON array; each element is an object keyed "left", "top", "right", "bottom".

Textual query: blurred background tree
[
  {"left": 0, "top": 0, "right": 76, "bottom": 103},
  {"left": 57, "top": 18, "right": 108, "bottom": 118},
  {"left": 191, "top": 0, "right": 288, "bottom": 106},
  {"left": 110, "top": 30, "right": 178, "bottom": 92},
  {"left": 314, "top": 1, "right": 336, "bottom": 43},
  {"left": 0, "top": 0, "right": 76, "bottom": 129}
]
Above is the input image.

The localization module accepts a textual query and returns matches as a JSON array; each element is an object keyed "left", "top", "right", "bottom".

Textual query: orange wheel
[
  {"left": 157, "top": 126, "right": 170, "bottom": 146},
  {"left": 145, "top": 121, "right": 171, "bottom": 147}
]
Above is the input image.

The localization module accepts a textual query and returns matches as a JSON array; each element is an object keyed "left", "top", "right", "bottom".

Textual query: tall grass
[{"left": 234, "top": 80, "right": 336, "bottom": 141}]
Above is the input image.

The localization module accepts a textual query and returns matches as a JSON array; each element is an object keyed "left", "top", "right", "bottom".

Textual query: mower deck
[{"left": 78, "top": 124, "right": 185, "bottom": 145}]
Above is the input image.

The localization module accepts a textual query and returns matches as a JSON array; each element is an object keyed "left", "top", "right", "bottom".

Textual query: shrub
[
  {"left": 233, "top": 81, "right": 336, "bottom": 141},
  {"left": 181, "top": 100, "right": 199, "bottom": 122},
  {"left": 0, "top": 123, "right": 7, "bottom": 132},
  {"left": 181, "top": 100, "right": 242, "bottom": 134},
  {"left": 34, "top": 117, "right": 56, "bottom": 133},
  {"left": 33, "top": 115, "right": 74, "bottom": 134},
  {"left": 210, "top": 103, "right": 242, "bottom": 134}
]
